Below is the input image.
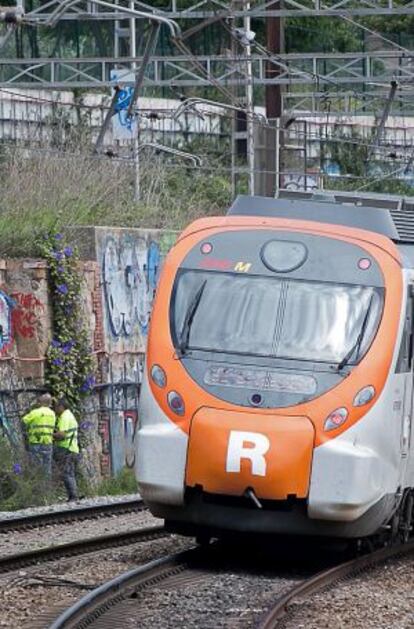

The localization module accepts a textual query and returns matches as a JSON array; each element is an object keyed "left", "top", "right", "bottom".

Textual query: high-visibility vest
[
  {"left": 55, "top": 409, "right": 79, "bottom": 454},
  {"left": 22, "top": 406, "right": 56, "bottom": 445}
]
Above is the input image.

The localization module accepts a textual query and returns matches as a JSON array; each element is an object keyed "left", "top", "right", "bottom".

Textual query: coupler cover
[{"left": 185, "top": 408, "right": 315, "bottom": 500}]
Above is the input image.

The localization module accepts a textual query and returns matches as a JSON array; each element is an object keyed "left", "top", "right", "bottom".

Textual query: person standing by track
[
  {"left": 54, "top": 398, "right": 79, "bottom": 502},
  {"left": 22, "top": 393, "right": 56, "bottom": 480}
]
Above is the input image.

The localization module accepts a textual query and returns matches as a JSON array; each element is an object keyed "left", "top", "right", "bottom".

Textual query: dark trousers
[
  {"left": 55, "top": 447, "right": 78, "bottom": 500},
  {"left": 29, "top": 444, "right": 53, "bottom": 479}
]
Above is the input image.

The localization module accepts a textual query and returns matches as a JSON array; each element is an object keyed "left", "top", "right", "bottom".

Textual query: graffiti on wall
[
  {"left": 109, "top": 410, "right": 138, "bottom": 474},
  {"left": 102, "top": 235, "right": 160, "bottom": 339},
  {"left": 0, "top": 396, "right": 21, "bottom": 448},
  {"left": 100, "top": 357, "right": 143, "bottom": 475},
  {"left": 110, "top": 410, "right": 138, "bottom": 474},
  {"left": 0, "top": 290, "right": 14, "bottom": 352},
  {"left": 11, "top": 293, "right": 45, "bottom": 339},
  {"left": 0, "top": 289, "right": 45, "bottom": 352},
  {"left": 101, "top": 231, "right": 176, "bottom": 343},
  {"left": 97, "top": 230, "right": 176, "bottom": 475}
]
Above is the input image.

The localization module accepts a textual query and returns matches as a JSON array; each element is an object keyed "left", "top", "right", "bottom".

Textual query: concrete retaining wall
[{"left": 0, "top": 227, "right": 177, "bottom": 482}]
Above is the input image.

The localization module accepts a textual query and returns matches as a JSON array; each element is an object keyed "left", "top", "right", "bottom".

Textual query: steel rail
[
  {"left": 258, "top": 539, "right": 414, "bottom": 628},
  {"left": 48, "top": 546, "right": 201, "bottom": 629},
  {"left": 47, "top": 537, "right": 414, "bottom": 628},
  {"left": 0, "top": 524, "right": 167, "bottom": 574},
  {"left": 0, "top": 498, "right": 145, "bottom": 533}
]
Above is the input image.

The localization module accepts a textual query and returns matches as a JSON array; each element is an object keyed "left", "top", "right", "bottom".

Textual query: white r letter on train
[{"left": 226, "top": 431, "right": 270, "bottom": 477}]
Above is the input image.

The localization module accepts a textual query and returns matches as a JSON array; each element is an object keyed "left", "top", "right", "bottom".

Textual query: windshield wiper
[
  {"left": 337, "top": 294, "right": 375, "bottom": 373},
  {"left": 179, "top": 280, "right": 207, "bottom": 355}
]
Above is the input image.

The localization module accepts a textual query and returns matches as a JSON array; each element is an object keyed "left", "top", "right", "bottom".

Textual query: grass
[
  {"left": 0, "top": 144, "right": 232, "bottom": 257},
  {"left": 0, "top": 436, "right": 139, "bottom": 510},
  {"left": 0, "top": 437, "right": 58, "bottom": 510},
  {"left": 91, "top": 467, "right": 138, "bottom": 497}
]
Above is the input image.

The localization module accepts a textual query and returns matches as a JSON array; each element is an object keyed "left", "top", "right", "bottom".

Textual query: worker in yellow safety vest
[
  {"left": 54, "top": 398, "right": 79, "bottom": 501},
  {"left": 22, "top": 393, "right": 56, "bottom": 479}
]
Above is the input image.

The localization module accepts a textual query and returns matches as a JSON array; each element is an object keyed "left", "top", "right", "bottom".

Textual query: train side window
[{"left": 396, "top": 288, "right": 414, "bottom": 373}]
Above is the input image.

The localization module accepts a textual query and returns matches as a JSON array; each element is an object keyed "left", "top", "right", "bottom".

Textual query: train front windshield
[{"left": 172, "top": 271, "right": 383, "bottom": 366}]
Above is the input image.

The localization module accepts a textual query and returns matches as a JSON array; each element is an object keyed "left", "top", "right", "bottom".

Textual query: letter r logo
[{"left": 226, "top": 430, "right": 270, "bottom": 477}]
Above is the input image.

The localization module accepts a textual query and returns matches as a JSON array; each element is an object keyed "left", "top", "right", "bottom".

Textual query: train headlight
[
  {"left": 353, "top": 385, "right": 375, "bottom": 407},
  {"left": 324, "top": 407, "right": 348, "bottom": 432},
  {"left": 167, "top": 391, "right": 185, "bottom": 416},
  {"left": 151, "top": 365, "right": 167, "bottom": 388}
]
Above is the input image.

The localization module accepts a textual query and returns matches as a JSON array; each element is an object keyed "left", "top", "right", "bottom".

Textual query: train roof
[{"left": 227, "top": 190, "right": 414, "bottom": 244}]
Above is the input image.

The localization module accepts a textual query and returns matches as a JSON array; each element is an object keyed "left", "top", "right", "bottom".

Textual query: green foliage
[
  {"left": 92, "top": 467, "right": 138, "bottom": 497},
  {"left": 325, "top": 175, "right": 414, "bottom": 197},
  {"left": 36, "top": 233, "right": 95, "bottom": 418},
  {"left": 363, "top": 15, "right": 414, "bottom": 40},
  {"left": 327, "top": 128, "right": 369, "bottom": 178},
  {"left": 0, "top": 147, "right": 231, "bottom": 257},
  {"left": 286, "top": 17, "right": 361, "bottom": 53},
  {"left": 323, "top": 127, "right": 414, "bottom": 196},
  {"left": 0, "top": 437, "right": 56, "bottom": 510}
]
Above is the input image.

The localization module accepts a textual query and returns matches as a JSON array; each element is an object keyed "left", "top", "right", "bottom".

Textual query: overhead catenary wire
[
  {"left": 2, "top": 91, "right": 412, "bottom": 156},
  {"left": 1, "top": 84, "right": 414, "bottom": 144},
  {"left": 1, "top": 2, "right": 414, "bottom": 185}
]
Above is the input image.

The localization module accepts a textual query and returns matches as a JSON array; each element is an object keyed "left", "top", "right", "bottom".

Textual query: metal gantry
[
  {"left": 2, "top": 0, "right": 414, "bottom": 196},
  {"left": 282, "top": 91, "right": 414, "bottom": 116},
  {"left": 12, "top": 0, "right": 414, "bottom": 21},
  {"left": 2, "top": 51, "right": 414, "bottom": 89},
  {"left": 1, "top": 0, "right": 414, "bottom": 115}
]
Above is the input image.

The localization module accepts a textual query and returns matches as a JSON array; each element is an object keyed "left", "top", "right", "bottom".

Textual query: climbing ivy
[{"left": 36, "top": 233, "right": 95, "bottom": 416}]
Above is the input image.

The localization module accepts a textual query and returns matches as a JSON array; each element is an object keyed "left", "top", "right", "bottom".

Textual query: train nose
[{"left": 185, "top": 408, "right": 315, "bottom": 500}]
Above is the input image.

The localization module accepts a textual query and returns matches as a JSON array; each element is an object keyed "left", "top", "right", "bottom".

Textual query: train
[{"left": 135, "top": 191, "right": 414, "bottom": 543}]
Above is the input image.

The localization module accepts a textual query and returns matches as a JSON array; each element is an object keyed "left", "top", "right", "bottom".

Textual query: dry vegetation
[{"left": 0, "top": 144, "right": 231, "bottom": 256}]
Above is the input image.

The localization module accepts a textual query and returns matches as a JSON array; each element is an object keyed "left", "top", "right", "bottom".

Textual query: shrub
[
  {"left": 0, "top": 436, "right": 57, "bottom": 511},
  {"left": 93, "top": 467, "right": 138, "bottom": 497}
]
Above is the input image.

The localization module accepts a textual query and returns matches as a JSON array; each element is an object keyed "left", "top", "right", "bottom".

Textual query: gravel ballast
[
  {"left": 283, "top": 554, "right": 414, "bottom": 629},
  {"left": 0, "top": 493, "right": 141, "bottom": 521},
  {"left": 0, "top": 509, "right": 159, "bottom": 557},
  {"left": 0, "top": 513, "right": 412, "bottom": 629},
  {"left": 0, "top": 535, "right": 191, "bottom": 628}
]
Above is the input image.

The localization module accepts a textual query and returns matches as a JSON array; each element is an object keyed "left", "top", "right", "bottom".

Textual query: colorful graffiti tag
[
  {"left": 11, "top": 293, "right": 45, "bottom": 339},
  {"left": 102, "top": 234, "right": 162, "bottom": 339},
  {"left": 0, "top": 290, "right": 14, "bottom": 351},
  {"left": 109, "top": 410, "right": 138, "bottom": 474}
]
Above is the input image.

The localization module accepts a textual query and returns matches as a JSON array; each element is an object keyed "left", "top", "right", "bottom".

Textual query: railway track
[
  {"left": 258, "top": 539, "right": 414, "bottom": 629},
  {"left": 0, "top": 498, "right": 145, "bottom": 533},
  {"left": 48, "top": 546, "right": 204, "bottom": 629},
  {"left": 0, "top": 524, "right": 167, "bottom": 574},
  {"left": 47, "top": 538, "right": 414, "bottom": 629}
]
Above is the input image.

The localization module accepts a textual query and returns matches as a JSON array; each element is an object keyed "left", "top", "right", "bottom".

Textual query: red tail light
[{"left": 324, "top": 407, "right": 348, "bottom": 432}]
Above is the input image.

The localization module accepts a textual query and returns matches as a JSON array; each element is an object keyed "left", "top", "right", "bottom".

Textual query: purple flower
[
  {"left": 80, "top": 375, "right": 95, "bottom": 392},
  {"left": 51, "top": 339, "right": 61, "bottom": 348},
  {"left": 52, "top": 251, "right": 63, "bottom": 261},
  {"left": 52, "top": 358, "right": 63, "bottom": 366},
  {"left": 57, "top": 284, "right": 68, "bottom": 295},
  {"left": 80, "top": 421, "right": 93, "bottom": 430},
  {"left": 64, "top": 246, "right": 73, "bottom": 257},
  {"left": 55, "top": 233, "right": 63, "bottom": 240},
  {"left": 62, "top": 341, "right": 75, "bottom": 354},
  {"left": 13, "top": 463, "right": 22, "bottom": 475},
  {"left": 57, "top": 266, "right": 65, "bottom": 273}
]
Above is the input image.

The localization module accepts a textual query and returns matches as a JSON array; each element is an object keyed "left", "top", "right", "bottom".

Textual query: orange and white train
[{"left": 135, "top": 192, "right": 414, "bottom": 542}]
